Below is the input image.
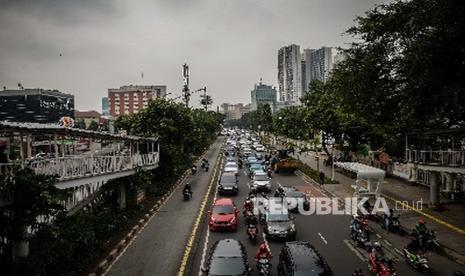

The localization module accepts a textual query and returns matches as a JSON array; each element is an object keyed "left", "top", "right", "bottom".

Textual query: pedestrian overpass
[{"left": 0, "top": 121, "right": 159, "bottom": 214}]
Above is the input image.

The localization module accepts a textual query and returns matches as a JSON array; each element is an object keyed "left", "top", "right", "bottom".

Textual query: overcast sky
[{"left": 0, "top": 0, "right": 386, "bottom": 111}]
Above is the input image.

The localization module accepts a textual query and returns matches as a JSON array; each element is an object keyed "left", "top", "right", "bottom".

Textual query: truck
[{"left": 272, "top": 149, "right": 299, "bottom": 173}]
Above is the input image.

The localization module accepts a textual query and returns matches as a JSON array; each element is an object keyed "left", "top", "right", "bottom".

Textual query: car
[
  {"left": 245, "top": 156, "right": 258, "bottom": 167},
  {"left": 264, "top": 208, "right": 296, "bottom": 241},
  {"left": 248, "top": 163, "right": 265, "bottom": 174},
  {"left": 255, "top": 152, "right": 264, "bottom": 160},
  {"left": 275, "top": 185, "right": 310, "bottom": 212},
  {"left": 224, "top": 162, "right": 239, "bottom": 175},
  {"left": 255, "top": 145, "right": 266, "bottom": 152},
  {"left": 225, "top": 156, "right": 236, "bottom": 163},
  {"left": 250, "top": 171, "right": 271, "bottom": 192},
  {"left": 277, "top": 241, "right": 333, "bottom": 275},
  {"left": 218, "top": 173, "right": 238, "bottom": 195},
  {"left": 208, "top": 198, "right": 239, "bottom": 231},
  {"left": 202, "top": 239, "right": 251, "bottom": 276}
]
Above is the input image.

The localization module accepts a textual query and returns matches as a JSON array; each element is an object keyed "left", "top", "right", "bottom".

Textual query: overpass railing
[
  {"left": 29, "top": 152, "right": 159, "bottom": 181},
  {"left": 407, "top": 149, "right": 465, "bottom": 167}
]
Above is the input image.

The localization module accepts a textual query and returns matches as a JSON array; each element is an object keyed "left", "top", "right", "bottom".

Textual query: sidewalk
[{"left": 294, "top": 151, "right": 465, "bottom": 265}]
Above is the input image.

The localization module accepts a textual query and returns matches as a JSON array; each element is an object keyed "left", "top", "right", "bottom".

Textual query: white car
[
  {"left": 250, "top": 172, "right": 271, "bottom": 192},
  {"left": 255, "top": 145, "right": 265, "bottom": 152},
  {"left": 224, "top": 162, "right": 239, "bottom": 175}
]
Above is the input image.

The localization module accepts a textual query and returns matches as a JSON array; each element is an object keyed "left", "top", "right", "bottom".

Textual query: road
[
  {"left": 105, "top": 138, "right": 223, "bottom": 276},
  {"left": 106, "top": 138, "right": 464, "bottom": 275}
]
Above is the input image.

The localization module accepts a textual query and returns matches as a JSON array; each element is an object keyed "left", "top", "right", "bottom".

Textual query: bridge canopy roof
[
  {"left": 0, "top": 121, "right": 158, "bottom": 142},
  {"left": 335, "top": 162, "right": 385, "bottom": 179}
]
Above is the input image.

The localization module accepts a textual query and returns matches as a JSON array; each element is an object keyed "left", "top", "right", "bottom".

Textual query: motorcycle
[
  {"left": 404, "top": 248, "right": 430, "bottom": 273},
  {"left": 266, "top": 168, "right": 272, "bottom": 178},
  {"left": 256, "top": 258, "right": 271, "bottom": 276},
  {"left": 191, "top": 166, "right": 197, "bottom": 175},
  {"left": 351, "top": 228, "right": 370, "bottom": 249},
  {"left": 244, "top": 210, "right": 255, "bottom": 224},
  {"left": 382, "top": 215, "right": 405, "bottom": 235},
  {"left": 183, "top": 190, "right": 192, "bottom": 201},
  {"left": 412, "top": 230, "right": 441, "bottom": 252},
  {"left": 247, "top": 224, "right": 258, "bottom": 244},
  {"left": 368, "top": 252, "right": 396, "bottom": 276}
]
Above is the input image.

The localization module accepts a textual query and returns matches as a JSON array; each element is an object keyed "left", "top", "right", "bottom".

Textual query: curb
[{"left": 92, "top": 147, "right": 214, "bottom": 276}]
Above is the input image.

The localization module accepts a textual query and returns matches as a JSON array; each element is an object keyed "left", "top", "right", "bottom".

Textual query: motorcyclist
[
  {"left": 191, "top": 164, "right": 197, "bottom": 174},
  {"left": 412, "top": 218, "right": 428, "bottom": 248},
  {"left": 243, "top": 199, "right": 254, "bottom": 214},
  {"left": 201, "top": 158, "right": 208, "bottom": 168},
  {"left": 383, "top": 208, "right": 394, "bottom": 230},
  {"left": 255, "top": 242, "right": 273, "bottom": 262},
  {"left": 183, "top": 183, "right": 192, "bottom": 198},
  {"left": 372, "top": 242, "right": 386, "bottom": 273}
]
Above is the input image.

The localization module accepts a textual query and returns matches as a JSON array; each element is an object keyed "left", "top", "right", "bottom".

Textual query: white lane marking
[
  {"left": 318, "top": 232, "right": 328, "bottom": 245},
  {"left": 343, "top": 239, "right": 366, "bottom": 262},
  {"left": 262, "top": 233, "right": 270, "bottom": 251},
  {"left": 384, "top": 239, "right": 392, "bottom": 247},
  {"left": 394, "top": 248, "right": 403, "bottom": 255},
  {"left": 198, "top": 157, "right": 221, "bottom": 275},
  {"left": 376, "top": 234, "right": 382, "bottom": 239}
]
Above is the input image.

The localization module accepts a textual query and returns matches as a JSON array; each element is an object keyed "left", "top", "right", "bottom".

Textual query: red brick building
[{"left": 108, "top": 85, "right": 167, "bottom": 117}]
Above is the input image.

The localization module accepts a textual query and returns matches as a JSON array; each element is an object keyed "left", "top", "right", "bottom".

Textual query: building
[
  {"left": 108, "top": 85, "right": 167, "bottom": 117},
  {"left": 278, "top": 44, "right": 302, "bottom": 103},
  {"left": 102, "top": 97, "right": 109, "bottom": 116},
  {"left": 74, "top": 110, "right": 102, "bottom": 128},
  {"left": 307, "top": 47, "right": 340, "bottom": 83},
  {"left": 251, "top": 79, "right": 278, "bottom": 112},
  {"left": 220, "top": 103, "right": 251, "bottom": 120},
  {"left": 0, "top": 88, "right": 74, "bottom": 123},
  {"left": 302, "top": 49, "right": 315, "bottom": 92}
]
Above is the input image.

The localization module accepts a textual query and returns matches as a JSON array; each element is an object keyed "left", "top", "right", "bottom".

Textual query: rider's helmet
[
  {"left": 258, "top": 243, "right": 268, "bottom": 253},
  {"left": 373, "top": 241, "right": 382, "bottom": 250},
  {"left": 418, "top": 218, "right": 425, "bottom": 225}
]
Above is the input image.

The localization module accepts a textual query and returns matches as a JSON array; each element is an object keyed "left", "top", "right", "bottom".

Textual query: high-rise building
[
  {"left": 307, "top": 47, "right": 341, "bottom": 83},
  {"left": 0, "top": 88, "right": 74, "bottom": 123},
  {"left": 220, "top": 103, "right": 250, "bottom": 120},
  {"left": 251, "top": 79, "right": 278, "bottom": 112},
  {"left": 102, "top": 97, "right": 109, "bottom": 116},
  {"left": 108, "top": 85, "right": 167, "bottom": 117},
  {"left": 302, "top": 49, "right": 315, "bottom": 92},
  {"left": 278, "top": 44, "right": 302, "bottom": 104}
]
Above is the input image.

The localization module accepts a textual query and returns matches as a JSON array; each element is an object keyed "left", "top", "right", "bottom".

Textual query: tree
[
  {"left": 0, "top": 167, "right": 69, "bottom": 260},
  {"left": 74, "top": 119, "right": 86, "bottom": 130},
  {"left": 87, "top": 121, "right": 99, "bottom": 131},
  {"left": 273, "top": 106, "right": 307, "bottom": 140},
  {"left": 330, "top": 0, "right": 465, "bottom": 154}
]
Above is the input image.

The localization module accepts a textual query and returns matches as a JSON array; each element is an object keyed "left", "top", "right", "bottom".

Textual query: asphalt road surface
[{"left": 106, "top": 139, "right": 465, "bottom": 275}]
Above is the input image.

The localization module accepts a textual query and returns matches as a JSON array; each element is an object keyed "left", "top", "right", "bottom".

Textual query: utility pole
[
  {"left": 199, "top": 87, "right": 212, "bottom": 111},
  {"left": 182, "top": 63, "right": 190, "bottom": 107}
]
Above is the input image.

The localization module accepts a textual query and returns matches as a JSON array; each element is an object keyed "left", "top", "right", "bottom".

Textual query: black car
[
  {"left": 202, "top": 239, "right": 252, "bottom": 276},
  {"left": 275, "top": 185, "right": 310, "bottom": 212},
  {"left": 218, "top": 172, "right": 239, "bottom": 195},
  {"left": 277, "top": 241, "right": 333, "bottom": 276}
]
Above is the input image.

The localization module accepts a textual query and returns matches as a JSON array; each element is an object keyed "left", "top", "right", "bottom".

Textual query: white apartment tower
[{"left": 277, "top": 44, "right": 302, "bottom": 103}]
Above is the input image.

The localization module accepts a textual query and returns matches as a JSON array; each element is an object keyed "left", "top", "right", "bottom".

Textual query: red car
[{"left": 208, "top": 198, "right": 239, "bottom": 231}]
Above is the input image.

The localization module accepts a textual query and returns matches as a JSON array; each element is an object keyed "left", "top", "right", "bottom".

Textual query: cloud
[{"left": 0, "top": 0, "right": 387, "bottom": 111}]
